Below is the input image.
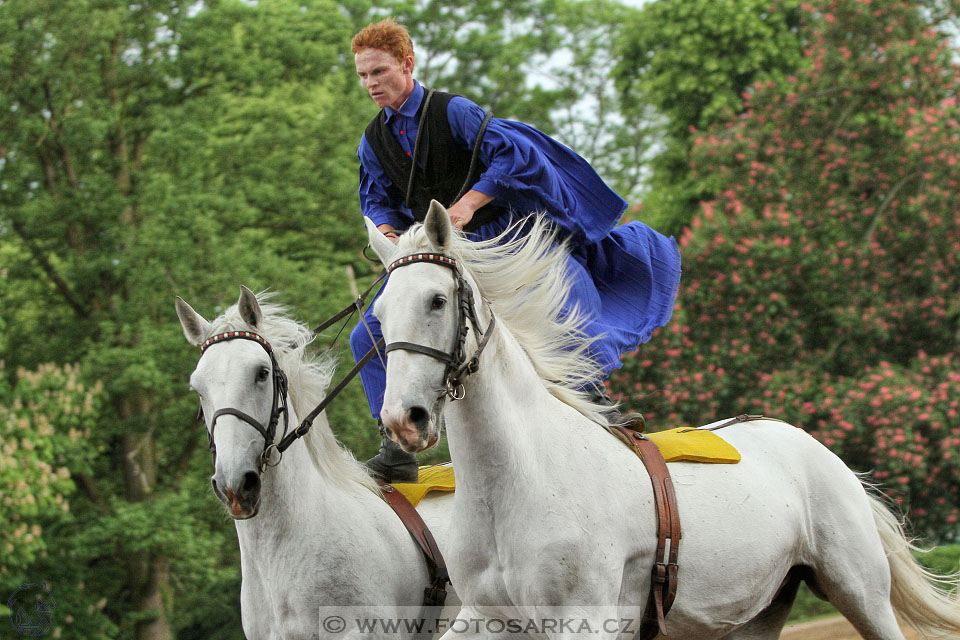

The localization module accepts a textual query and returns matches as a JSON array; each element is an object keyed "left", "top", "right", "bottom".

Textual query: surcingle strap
[{"left": 605, "top": 425, "right": 681, "bottom": 640}]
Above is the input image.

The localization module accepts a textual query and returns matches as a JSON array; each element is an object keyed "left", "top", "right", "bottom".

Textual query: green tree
[
  {"left": 546, "top": 0, "right": 654, "bottom": 200},
  {"left": 612, "top": 0, "right": 960, "bottom": 541},
  {"left": 0, "top": 363, "right": 99, "bottom": 577},
  {"left": 0, "top": 1, "right": 377, "bottom": 637},
  {"left": 613, "top": 0, "right": 805, "bottom": 235},
  {"left": 390, "top": 0, "right": 568, "bottom": 128}
]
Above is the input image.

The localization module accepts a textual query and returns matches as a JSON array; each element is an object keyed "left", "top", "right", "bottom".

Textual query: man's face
[{"left": 355, "top": 48, "right": 413, "bottom": 111}]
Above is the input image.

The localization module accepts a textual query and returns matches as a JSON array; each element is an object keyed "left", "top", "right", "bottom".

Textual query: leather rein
[{"left": 384, "top": 252, "right": 496, "bottom": 401}]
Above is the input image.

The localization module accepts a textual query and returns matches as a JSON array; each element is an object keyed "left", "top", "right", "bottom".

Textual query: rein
[{"left": 385, "top": 252, "right": 496, "bottom": 401}]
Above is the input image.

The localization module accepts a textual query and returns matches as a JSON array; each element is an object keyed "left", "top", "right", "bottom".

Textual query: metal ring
[
  {"left": 448, "top": 383, "right": 465, "bottom": 401},
  {"left": 260, "top": 444, "right": 283, "bottom": 471}
]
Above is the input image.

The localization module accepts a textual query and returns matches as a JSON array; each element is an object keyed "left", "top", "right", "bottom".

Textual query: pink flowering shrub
[{"left": 612, "top": 0, "right": 960, "bottom": 540}]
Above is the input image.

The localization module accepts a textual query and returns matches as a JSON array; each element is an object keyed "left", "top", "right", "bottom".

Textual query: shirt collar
[{"left": 384, "top": 81, "right": 423, "bottom": 122}]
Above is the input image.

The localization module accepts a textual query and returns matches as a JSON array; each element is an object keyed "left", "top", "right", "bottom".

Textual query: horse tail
[{"left": 868, "top": 493, "right": 960, "bottom": 636}]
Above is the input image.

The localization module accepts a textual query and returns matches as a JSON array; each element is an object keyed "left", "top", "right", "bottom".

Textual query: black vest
[{"left": 363, "top": 90, "right": 507, "bottom": 232}]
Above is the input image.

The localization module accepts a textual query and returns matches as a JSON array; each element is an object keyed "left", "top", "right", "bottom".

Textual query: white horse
[
  {"left": 365, "top": 201, "right": 960, "bottom": 640},
  {"left": 176, "top": 287, "right": 458, "bottom": 639}
]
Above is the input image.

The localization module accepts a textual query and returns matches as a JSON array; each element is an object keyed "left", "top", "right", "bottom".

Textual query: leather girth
[
  {"left": 378, "top": 482, "right": 450, "bottom": 640},
  {"left": 605, "top": 425, "right": 682, "bottom": 640}
]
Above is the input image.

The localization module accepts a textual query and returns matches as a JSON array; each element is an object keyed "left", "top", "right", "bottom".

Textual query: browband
[
  {"left": 388, "top": 253, "right": 458, "bottom": 273},
  {"left": 201, "top": 331, "right": 273, "bottom": 354}
]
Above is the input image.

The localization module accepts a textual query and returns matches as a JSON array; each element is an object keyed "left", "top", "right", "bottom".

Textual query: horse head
[
  {"left": 176, "top": 286, "right": 282, "bottom": 519},
  {"left": 366, "top": 200, "right": 485, "bottom": 453}
]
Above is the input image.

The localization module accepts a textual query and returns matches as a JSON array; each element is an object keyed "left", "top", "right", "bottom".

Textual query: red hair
[{"left": 351, "top": 18, "right": 414, "bottom": 63}]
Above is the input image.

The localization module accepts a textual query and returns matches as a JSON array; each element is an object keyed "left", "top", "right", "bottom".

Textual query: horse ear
[
  {"left": 238, "top": 285, "right": 263, "bottom": 329},
  {"left": 364, "top": 217, "right": 397, "bottom": 266},
  {"left": 424, "top": 200, "right": 451, "bottom": 252},
  {"left": 176, "top": 297, "right": 212, "bottom": 345}
]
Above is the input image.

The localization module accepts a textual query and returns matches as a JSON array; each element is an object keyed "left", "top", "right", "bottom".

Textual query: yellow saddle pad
[
  {"left": 389, "top": 428, "right": 738, "bottom": 506},
  {"left": 646, "top": 427, "right": 741, "bottom": 464},
  {"left": 390, "top": 464, "right": 456, "bottom": 507}
]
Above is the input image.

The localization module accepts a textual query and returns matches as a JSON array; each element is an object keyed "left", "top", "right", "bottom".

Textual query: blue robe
[{"left": 352, "top": 81, "right": 681, "bottom": 418}]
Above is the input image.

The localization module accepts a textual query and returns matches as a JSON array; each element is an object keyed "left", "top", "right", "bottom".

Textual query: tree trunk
[
  {"left": 121, "top": 394, "right": 174, "bottom": 640},
  {"left": 134, "top": 556, "right": 173, "bottom": 640}
]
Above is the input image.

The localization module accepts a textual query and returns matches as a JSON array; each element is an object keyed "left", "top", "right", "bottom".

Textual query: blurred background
[{"left": 1, "top": 0, "right": 958, "bottom": 637}]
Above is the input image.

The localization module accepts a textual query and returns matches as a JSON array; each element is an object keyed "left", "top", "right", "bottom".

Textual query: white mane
[
  {"left": 206, "top": 292, "right": 378, "bottom": 493},
  {"left": 396, "top": 218, "right": 611, "bottom": 424}
]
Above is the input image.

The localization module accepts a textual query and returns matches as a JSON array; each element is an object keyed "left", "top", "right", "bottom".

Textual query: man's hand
[
  {"left": 447, "top": 190, "right": 493, "bottom": 230},
  {"left": 377, "top": 223, "right": 400, "bottom": 244}
]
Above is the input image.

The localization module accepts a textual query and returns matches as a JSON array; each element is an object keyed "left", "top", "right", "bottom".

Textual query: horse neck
[
  {"left": 444, "top": 322, "right": 557, "bottom": 488},
  {"left": 235, "top": 400, "right": 374, "bottom": 547}
]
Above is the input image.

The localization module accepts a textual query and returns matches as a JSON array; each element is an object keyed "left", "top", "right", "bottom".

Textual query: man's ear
[
  {"left": 365, "top": 217, "right": 398, "bottom": 266},
  {"left": 424, "top": 200, "right": 451, "bottom": 253}
]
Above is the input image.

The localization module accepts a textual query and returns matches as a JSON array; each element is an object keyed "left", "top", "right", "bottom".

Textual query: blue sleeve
[
  {"left": 445, "top": 97, "right": 513, "bottom": 202},
  {"left": 357, "top": 133, "right": 415, "bottom": 230},
  {"left": 445, "top": 96, "right": 626, "bottom": 246}
]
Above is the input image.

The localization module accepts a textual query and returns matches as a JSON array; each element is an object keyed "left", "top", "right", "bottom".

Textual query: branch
[
  {"left": 862, "top": 171, "right": 922, "bottom": 246},
  {"left": 9, "top": 219, "right": 90, "bottom": 317},
  {"left": 829, "top": 96, "right": 863, "bottom": 141},
  {"left": 43, "top": 81, "right": 78, "bottom": 189},
  {"left": 72, "top": 472, "right": 108, "bottom": 514}
]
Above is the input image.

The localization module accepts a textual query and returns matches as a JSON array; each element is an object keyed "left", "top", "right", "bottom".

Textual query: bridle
[
  {"left": 196, "top": 331, "right": 290, "bottom": 473},
  {"left": 384, "top": 252, "right": 496, "bottom": 401},
  {"left": 194, "top": 324, "right": 387, "bottom": 474},
  {"left": 190, "top": 252, "right": 493, "bottom": 472}
]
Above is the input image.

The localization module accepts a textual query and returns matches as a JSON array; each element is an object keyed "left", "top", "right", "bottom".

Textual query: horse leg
[
  {"left": 717, "top": 569, "right": 803, "bottom": 640},
  {"left": 803, "top": 513, "right": 907, "bottom": 640},
  {"left": 807, "top": 573, "right": 905, "bottom": 640}
]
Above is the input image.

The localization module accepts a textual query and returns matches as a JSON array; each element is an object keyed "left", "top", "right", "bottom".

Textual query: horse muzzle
[
  {"left": 381, "top": 404, "right": 440, "bottom": 453},
  {"left": 212, "top": 470, "right": 261, "bottom": 519}
]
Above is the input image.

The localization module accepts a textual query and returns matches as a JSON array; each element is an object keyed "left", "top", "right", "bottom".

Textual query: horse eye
[
  {"left": 431, "top": 295, "right": 447, "bottom": 311},
  {"left": 256, "top": 367, "right": 270, "bottom": 383}
]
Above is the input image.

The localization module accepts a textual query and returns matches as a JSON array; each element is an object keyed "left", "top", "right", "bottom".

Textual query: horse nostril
[
  {"left": 408, "top": 406, "right": 430, "bottom": 430},
  {"left": 240, "top": 471, "right": 260, "bottom": 498}
]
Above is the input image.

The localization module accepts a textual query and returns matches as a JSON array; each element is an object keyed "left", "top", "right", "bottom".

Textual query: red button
[
  {"left": 400, "top": 130, "right": 405, "bottom": 135},
  {"left": 406, "top": 151, "right": 411, "bottom": 156}
]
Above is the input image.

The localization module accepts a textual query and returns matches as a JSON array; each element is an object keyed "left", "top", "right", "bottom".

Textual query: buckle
[
  {"left": 652, "top": 562, "right": 667, "bottom": 584},
  {"left": 423, "top": 585, "right": 447, "bottom": 607}
]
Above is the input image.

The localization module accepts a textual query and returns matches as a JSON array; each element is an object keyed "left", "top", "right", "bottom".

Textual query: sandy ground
[{"left": 779, "top": 616, "right": 927, "bottom": 640}]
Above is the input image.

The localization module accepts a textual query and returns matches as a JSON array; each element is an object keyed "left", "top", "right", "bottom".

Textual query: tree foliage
[
  {"left": 613, "top": 0, "right": 806, "bottom": 235},
  {"left": 0, "top": 1, "right": 375, "bottom": 637},
  {"left": 2, "top": 1, "right": 620, "bottom": 636},
  {"left": 4, "top": 0, "right": 960, "bottom": 636},
  {"left": 612, "top": 0, "right": 960, "bottom": 540},
  {"left": 0, "top": 364, "right": 98, "bottom": 575}
]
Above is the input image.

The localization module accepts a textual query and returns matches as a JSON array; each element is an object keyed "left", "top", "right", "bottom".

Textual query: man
[{"left": 350, "top": 18, "right": 681, "bottom": 483}]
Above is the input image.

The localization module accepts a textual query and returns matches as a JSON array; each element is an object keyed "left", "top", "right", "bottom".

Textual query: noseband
[
  {"left": 385, "top": 252, "right": 496, "bottom": 400},
  {"left": 197, "top": 331, "right": 290, "bottom": 472}
]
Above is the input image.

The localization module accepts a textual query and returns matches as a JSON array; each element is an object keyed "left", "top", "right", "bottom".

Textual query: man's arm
[{"left": 447, "top": 190, "right": 493, "bottom": 230}]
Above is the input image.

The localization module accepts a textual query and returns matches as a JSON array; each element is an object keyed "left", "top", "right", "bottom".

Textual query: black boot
[{"left": 365, "top": 421, "right": 419, "bottom": 483}]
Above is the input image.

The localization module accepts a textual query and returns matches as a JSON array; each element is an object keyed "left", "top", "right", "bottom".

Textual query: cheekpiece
[{"left": 388, "top": 253, "right": 458, "bottom": 273}]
